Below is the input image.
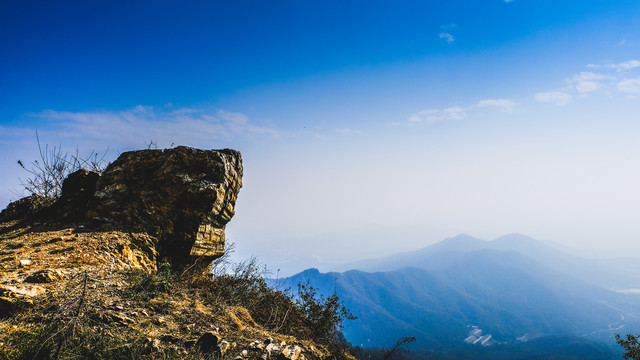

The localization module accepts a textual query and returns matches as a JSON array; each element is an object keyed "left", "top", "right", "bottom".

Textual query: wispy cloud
[
  {"left": 396, "top": 98, "right": 516, "bottom": 127},
  {"left": 474, "top": 99, "right": 516, "bottom": 113},
  {"left": 617, "top": 78, "right": 640, "bottom": 96},
  {"left": 536, "top": 59, "right": 640, "bottom": 104},
  {"left": 565, "top": 72, "right": 611, "bottom": 93},
  {"left": 587, "top": 59, "right": 640, "bottom": 72},
  {"left": 439, "top": 23, "right": 457, "bottom": 44},
  {"left": 28, "top": 105, "right": 279, "bottom": 147},
  {"left": 534, "top": 91, "right": 573, "bottom": 106},
  {"left": 0, "top": 125, "right": 32, "bottom": 139},
  {"left": 405, "top": 107, "right": 467, "bottom": 125},
  {"left": 439, "top": 32, "right": 455, "bottom": 44}
]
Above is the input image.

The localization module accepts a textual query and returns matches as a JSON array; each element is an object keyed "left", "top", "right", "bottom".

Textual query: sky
[{"left": 2, "top": 0, "right": 640, "bottom": 274}]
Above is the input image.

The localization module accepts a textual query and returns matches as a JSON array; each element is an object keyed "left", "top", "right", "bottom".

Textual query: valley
[{"left": 270, "top": 234, "right": 640, "bottom": 359}]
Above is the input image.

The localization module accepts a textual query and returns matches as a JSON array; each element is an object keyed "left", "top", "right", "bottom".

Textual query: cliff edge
[{"left": 0, "top": 146, "right": 350, "bottom": 360}]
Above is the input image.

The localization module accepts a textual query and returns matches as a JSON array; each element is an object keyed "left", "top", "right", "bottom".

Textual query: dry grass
[{"left": 0, "top": 223, "right": 350, "bottom": 359}]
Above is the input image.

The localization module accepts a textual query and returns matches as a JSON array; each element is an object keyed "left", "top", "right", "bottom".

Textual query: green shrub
[
  {"left": 296, "top": 281, "right": 356, "bottom": 345},
  {"left": 125, "top": 261, "right": 173, "bottom": 301},
  {"left": 617, "top": 333, "right": 640, "bottom": 360}
]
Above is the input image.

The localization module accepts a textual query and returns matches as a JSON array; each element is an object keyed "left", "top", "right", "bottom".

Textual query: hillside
[
  {"left": 0, "top": 221, "right": 338, "bottom": 360},
  {"left": 273, "top": 235, "right": 640, "bottom": 359},
  {"left": 0, "top": 147, "right": 351, "bottom": 360}
]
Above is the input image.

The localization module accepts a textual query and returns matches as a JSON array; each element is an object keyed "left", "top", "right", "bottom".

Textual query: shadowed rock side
[{"left": 87, "top": 146, "right": 243, "bottom": 264}]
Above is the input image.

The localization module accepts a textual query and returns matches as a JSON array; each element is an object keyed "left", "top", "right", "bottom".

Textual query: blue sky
[{"left": 2, "top": 1, "right": 640, "bottom": 273}]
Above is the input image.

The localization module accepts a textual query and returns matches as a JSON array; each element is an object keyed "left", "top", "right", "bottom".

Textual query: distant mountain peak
[
  {"left": 447, "top": 233, "right": 482, "bottom": 240},
  {"left": 428, "top": 233, "right": 486, "bottom": 252},
  {"left": 493, "top": 233, "right": 537, "bottom": 243},
  {"left": 442, "top": 233, "right": 484, "bottom": 245}
]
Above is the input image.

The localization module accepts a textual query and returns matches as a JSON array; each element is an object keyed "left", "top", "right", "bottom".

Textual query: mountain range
[{"left": 270, "top": 234, "right": 640, "bottom": 359}]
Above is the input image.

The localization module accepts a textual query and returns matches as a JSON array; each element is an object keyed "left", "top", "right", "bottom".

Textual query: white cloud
[
  {"left": 618, "top": 78, "right": 640, "bottom": 95},
  {"left": 536, "top": 60, "right": 640, "bottom": 104},
  {"left": 439, "top": 24, "right": 457, "bottom": 44},
  {"left": 398, "top": 98, "right": 516, "bottom": 127},
  {"left": 216, "top": 109, "right": 249, "bottom": 126},
  {"left": 31, "top": 106, "right": 279, "bottom": 147},
  {"left": 406, "top": 106, "right": 467, "bottom": 125},
  {"left": 534, "top": 91, "right": 573, "bottom": 106},
  {"left": 566, "top": 72, "right": 610, "bottom": 93},
  {"left": 587, "top": 60, "right": 640, "bottom": 72},
  {"left": 609, "top": 60, "right": 640, "bottom": 71},
  {"left": 439, "top": 32, "right": 455, "bottom": 44},
  {"left": 475, "top": 99, "right": 516, "bottom": 113}
]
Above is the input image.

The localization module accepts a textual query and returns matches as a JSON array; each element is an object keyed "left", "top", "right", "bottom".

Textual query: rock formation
[
  {"left": 1, "top": 146, "right": 243, "bottom": 267},
  {"left": 0, "top": 146, "right": 353, "bottom": 360},
  {"left": 0, "top": 194, "right": 55, "bottom": 223},
  {"left": 87, "top": 146, "right": 243, "bottom": 264}
]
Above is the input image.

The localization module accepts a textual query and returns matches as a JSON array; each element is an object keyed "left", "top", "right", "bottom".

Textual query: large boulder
[
  {"left": 85, "top": 146, "right": 243, "bottom": 264},
  {"left": 57, "top": 169, "right": 101, "bottom": 221}
]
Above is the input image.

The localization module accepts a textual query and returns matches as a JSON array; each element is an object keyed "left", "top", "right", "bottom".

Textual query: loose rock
[{"left": 24, "top": 269, "right": 64, "bottom": 283}]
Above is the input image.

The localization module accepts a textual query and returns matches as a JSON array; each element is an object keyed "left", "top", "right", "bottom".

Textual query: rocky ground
[{"left": 0, "top": 220, "right": 344, "bottom": 360}]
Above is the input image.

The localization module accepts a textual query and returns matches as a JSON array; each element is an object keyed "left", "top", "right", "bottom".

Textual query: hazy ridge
[{"left": 271, "top": 234, "right": 640, "bottom": 359}]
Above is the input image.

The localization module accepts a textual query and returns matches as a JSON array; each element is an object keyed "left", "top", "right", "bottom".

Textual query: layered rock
[
  {"left": 86, "top": 146, "right": 243, "bottom": 264},
  {"left": 0, "top": 194, "right": 55, "bottom": 223}
]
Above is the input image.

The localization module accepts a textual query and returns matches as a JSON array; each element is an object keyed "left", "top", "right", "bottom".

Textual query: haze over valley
[{"left": 273, "top": 233, "right": 640, "bottom": 359}]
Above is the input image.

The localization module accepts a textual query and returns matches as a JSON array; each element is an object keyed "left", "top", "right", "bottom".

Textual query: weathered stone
[
  {"left": 24, "top": 269, "right": 64, "bottom": 284},
  {"left": 0, "top": 284, "right": 45, "bottom": 298},
  {"left": 0, "top": 194, "right": 55, "bottom": 222},
  {"left": 87, "top": 146, "right": 242, "bottom": 264},
  {"left": 218, "top": 340, "right": 231, "bottom": 357},
  {"left": 57, "top": 169, "right": 100, "bottom": 221},
  {"left": 18, "top": 259, "right": 31, "bottom": 267},
  {"left": 266, "top": 342, "right": 280, "bottom": 355},
  {"left": 281, "top": 345, "right": 303, "bottom": 360}
]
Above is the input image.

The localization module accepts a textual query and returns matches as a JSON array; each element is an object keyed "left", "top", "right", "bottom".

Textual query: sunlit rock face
[{"left": 86, "top": 146, "right": 243, "bottom": 265}]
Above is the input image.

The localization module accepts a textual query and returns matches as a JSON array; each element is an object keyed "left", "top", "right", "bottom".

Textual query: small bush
[
  {"left": 17, "top": 132, "right": 108, "bottom": 198},
  {"left": 296, "top": 282, "right": 356, "bottom": 343},
  {"left": 125, "top": 261, "right": 173, "bottom": 301},
  {"left": 1, "top": 255, "right": 356, "bottom": 360},
  {"left": 203, "top": 256, "right": 310, "bottom": 336},
  {"left": 617, "top": 333, "right": 640, "bottom": 360}
]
